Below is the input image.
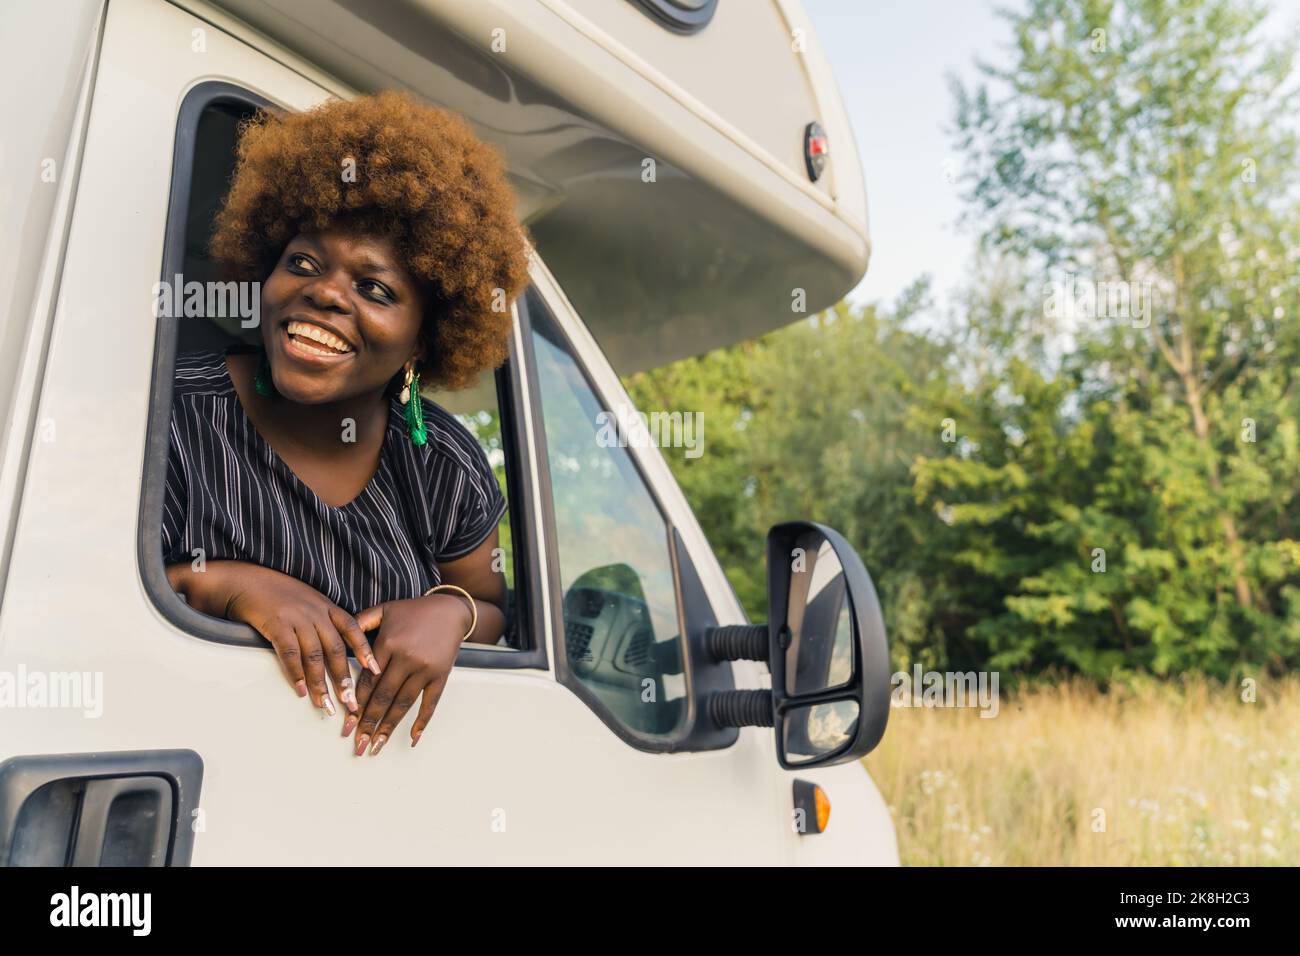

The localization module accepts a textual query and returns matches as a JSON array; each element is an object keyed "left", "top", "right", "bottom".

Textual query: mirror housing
[
  {"left": 767, "top": 521, "right": 890, "bottom": 768},
  {"left": 705, "top": 521, "right": 891, "bottom": 769}
]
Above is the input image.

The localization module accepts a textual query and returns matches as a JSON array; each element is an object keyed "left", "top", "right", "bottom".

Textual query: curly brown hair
[{"left": 210, "top": 91, "right": 530, "bottom": 390}]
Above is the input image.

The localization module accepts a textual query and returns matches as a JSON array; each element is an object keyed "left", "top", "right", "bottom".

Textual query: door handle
[
  {"left": 0, "top": 750, "right": 203, "bottom": 867},
  {"left": 69, "top": 776, "right": 174, "bottom": 867}
]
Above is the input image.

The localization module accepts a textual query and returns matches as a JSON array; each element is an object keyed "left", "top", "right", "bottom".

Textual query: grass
[{"left": 864, "top": 675, "right": 1300, "bottom": 866}]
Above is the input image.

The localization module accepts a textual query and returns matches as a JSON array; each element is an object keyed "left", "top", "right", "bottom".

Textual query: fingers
[
  {"left": 296, "top": 625, "right": 333, "bottom": 715},
  {"left": 354, "top": 604, "right": 384, "bottom": 636},
  {"left": 315, "top": 620, "right": 358, "bottom": 714},
  {"left": 329, "top": 606, "right": 381, "bottom": 676},
  {"left": 252, "top": 602, "right": 384, "bottom": 723},
  {"left": 367, "top": 673, "right": 426, "bottom": 756},
  {"left": 262, "top": 624, "right": 308, "bottom": 699},
  {"left": 352, "top": 663, "right": 409, "bottom": 757},
  {"left": 343, "top": 664, "right": 374, "bottom": 740},
  {"left": 410, "top": 675, "right": 448, "bottom": 747}
]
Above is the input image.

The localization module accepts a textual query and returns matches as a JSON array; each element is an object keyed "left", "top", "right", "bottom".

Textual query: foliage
[{"left": 624, "top": 0, "right": 1300, "bottom": 682}]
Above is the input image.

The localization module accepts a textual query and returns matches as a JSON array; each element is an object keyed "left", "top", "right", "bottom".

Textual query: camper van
[{"left": 0, "top": 0, "right": 896, "bottom": 865}]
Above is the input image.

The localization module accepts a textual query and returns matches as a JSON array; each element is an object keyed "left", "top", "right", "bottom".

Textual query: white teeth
[
  {"left": 294, "top": 340, "right": 338, "bottom": 356},
  {"left": 286, "top": 321, "right": 352, "bottom": 353}
]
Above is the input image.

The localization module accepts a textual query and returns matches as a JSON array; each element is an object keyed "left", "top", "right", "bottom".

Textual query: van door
[
  {"left": 521, "top": 265, "right": 901, "bottom": 867},
  {"left": 0, "top": 0, "right": 787, "bottom": 865},
  {"left": 512, "top": 270, "right": 789, "bottom": 861}
]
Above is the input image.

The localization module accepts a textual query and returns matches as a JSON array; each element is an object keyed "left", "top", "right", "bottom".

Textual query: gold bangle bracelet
[{"left": 422, "top": 583, "right": 478, "bottom": 642}]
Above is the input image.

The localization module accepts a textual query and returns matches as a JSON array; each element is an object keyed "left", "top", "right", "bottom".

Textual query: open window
[{"left": 137, "top": 81, "right": 545, "bottom": 669}]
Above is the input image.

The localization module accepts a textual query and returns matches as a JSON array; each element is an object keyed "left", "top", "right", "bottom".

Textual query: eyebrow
[{"left": 352, "top": 258, "right": 400, "bottom": 279}]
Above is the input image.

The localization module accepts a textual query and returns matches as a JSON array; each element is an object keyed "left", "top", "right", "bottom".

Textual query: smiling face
[{"left": 259, "top": 227, "right": 428, "bottom": 405}]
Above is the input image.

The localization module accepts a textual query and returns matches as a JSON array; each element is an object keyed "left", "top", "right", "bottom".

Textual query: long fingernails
[
  {"left": 366, "top": 656, "right": 382, "bottom": 676},
  {"left": 354, "top": 734, "right": 370, "bottom": 756},
  {"left": 321, "top": 695, "right": 336, "bottom": 717},
  {"left": 295, "top": 680, "right": 308, "bottom": 698},
  {"left": 340, "top": 678, "right": 358, "bottom": 712},
  {"left": 411, "top": 731, "right": 422, "bottom": 748},
  {"left": 342, "top": 715, "right": 358, "bottom": 737},
  {"left": 370, "top": 734, "right": 387, "bottom": 756}
]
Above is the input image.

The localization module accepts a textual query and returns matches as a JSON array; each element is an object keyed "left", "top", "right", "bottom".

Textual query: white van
[{"left": 0, "top": 0, "right": 895, "bottom": 865}]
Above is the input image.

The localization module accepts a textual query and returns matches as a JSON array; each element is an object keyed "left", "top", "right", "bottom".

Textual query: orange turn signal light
[{"left": 792, "top": 779, "right": 831, "bottom": 835}]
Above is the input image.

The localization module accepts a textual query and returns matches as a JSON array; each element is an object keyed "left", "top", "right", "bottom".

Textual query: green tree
[
  {"left": 625, "top": 285, "right": 952, "bottom": 654},
  {"left": 930, "top": 0, "right": 1300, "bottom": 677},
  {"left": 624, "top": 0, "right": 1300, "bottom": 683}
]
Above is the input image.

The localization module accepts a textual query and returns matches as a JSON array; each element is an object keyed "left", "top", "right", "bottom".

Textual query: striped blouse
[{"left": 161, "top": 350, "right": 506, "bottom": 613}]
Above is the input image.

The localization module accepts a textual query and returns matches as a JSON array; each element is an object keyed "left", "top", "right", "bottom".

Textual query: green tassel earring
[
  {"left": 254, "top": 351, "right": 274, "bottom": 397},
  {"left": 401, "top": 364, "right": 427, "bottom": 446}
]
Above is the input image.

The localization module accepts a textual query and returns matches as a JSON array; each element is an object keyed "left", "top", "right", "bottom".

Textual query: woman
[{"left": 162, "top": 92, "right": 530, "bottom": 756}]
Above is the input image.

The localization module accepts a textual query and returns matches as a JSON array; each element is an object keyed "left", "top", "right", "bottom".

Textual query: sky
[{"left": 804, "top": 0, "right": 1300, "bottom": 315}]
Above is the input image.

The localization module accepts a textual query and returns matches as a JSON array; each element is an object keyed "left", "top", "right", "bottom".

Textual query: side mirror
[{"left": 705, "top": 521, "right": 891, "bottom": 769}]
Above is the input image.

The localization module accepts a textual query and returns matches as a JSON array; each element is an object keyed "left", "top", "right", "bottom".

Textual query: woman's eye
[
  {"left": 358, "top": 280, "right": 395, "bottom": 302},
  {"left": 287, "top": 253, "right": 318, "bottom": 273}
]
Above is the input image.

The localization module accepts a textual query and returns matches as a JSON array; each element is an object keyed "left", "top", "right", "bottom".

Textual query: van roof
[{"left": 201, "top": 0, "right": 870, "bottom": 371}]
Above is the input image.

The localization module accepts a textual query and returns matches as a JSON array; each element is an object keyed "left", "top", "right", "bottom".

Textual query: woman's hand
[
  {"left": 166, "top": 560, "right": 381, "bottom": 714},
  {"left": 347, "top": 594, "right": 473, "bottom": 755}
]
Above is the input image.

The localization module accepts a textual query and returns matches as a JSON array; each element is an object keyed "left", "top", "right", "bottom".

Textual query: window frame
[
  {"left": 518, "top": 273, "right": 738, "bottom": 752},
  {"left": 136, "top": 80, "right": 547, "bottom": 670}
]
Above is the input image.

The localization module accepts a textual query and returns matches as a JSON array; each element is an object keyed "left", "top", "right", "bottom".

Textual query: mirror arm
[
  {"left": 704, "top": 624, "right": 769, "bottom": 664},
  {"left": 708, "top": 690, "right": 774, "bottom": 728}
]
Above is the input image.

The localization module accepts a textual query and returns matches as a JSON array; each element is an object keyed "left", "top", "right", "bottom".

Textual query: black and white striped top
[{"left": 161, "top": 350, "right": 506, "bottom": 613}]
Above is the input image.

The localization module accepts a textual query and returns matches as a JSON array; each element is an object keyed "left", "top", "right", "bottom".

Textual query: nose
[{"left": 301, "top": 269, "right": 351, "bottom": 314}]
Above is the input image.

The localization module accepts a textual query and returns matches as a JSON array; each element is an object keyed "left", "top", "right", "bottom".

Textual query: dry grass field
[{"left": 865, "top": 676, "right": 1300, "bottom": 866}]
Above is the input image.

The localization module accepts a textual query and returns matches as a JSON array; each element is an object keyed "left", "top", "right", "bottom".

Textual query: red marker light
[{"left": 804, "top": 121, "right": 829, "bottom": 182}]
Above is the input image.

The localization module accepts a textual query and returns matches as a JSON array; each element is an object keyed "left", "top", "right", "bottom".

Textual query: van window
[
  {"left": 526, "top": 289, "right": 687, "bottom": 737},
  {"left": 426, "top": 376, "right": 521, "bottom": 644},
  {"left": 140, "top": 82, "right": 539, "bottom": 663}
]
